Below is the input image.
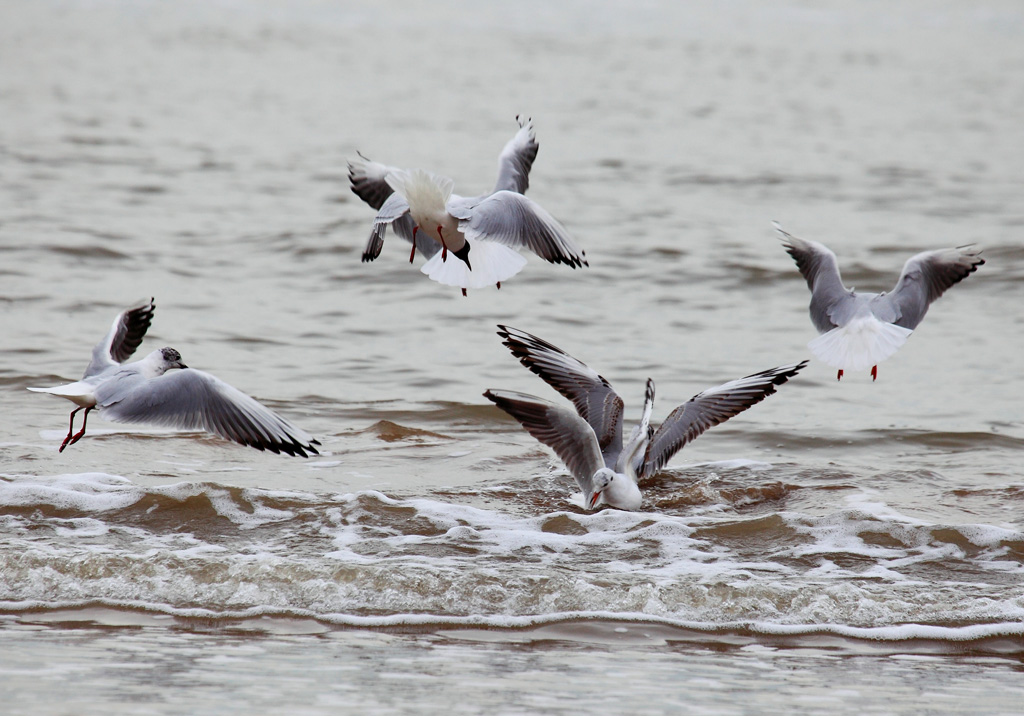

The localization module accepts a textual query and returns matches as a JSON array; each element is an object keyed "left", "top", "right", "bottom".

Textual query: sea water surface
[{"left": 1, "top": 1, "right": 1023, "bottom": 713}]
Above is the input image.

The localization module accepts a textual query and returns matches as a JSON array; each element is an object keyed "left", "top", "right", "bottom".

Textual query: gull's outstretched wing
[
  {"left": 497, "top": 326, "right": 624, "bottom": 463},
  {"left": 878, "top": 245, "right": 984, "bottom": 330},
  {"left": 639, "top": 361, "right": 807, "bottom": 480},
  {"left": 776, "top": 222, "right": 854, "bottom": 333},
  {"left": 84, "top": 298, "right": 156, "bottom": 378},
  {"left": 484, "top": 388, "right": 603, "bottom": 501},
  {"left": 450, "top": 192, "right": 587, "bottom": 268},
  {"left": 492, "top": 115, "right": 539, "bottom": 195},
  {"left": 96, "top": 368, "right": 320, "bottom": 457}
]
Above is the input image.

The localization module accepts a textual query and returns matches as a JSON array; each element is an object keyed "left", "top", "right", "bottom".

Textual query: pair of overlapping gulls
[
  {"left": 29, "top": 299, "right": 319, "bottom": 457},
  {"left": 348, "top": 116, "right": 587, "bottom": 295}
]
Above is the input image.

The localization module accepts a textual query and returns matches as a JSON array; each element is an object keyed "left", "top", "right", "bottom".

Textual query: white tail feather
[
  {"left": 385, "top": 168, "right": 454, "bottom": 207},
  {"left": 808, "top": 317, "right": 913, "bottom": 371},
  {"left": 420, "top": 240, "right": 527, "bottom": 289}
]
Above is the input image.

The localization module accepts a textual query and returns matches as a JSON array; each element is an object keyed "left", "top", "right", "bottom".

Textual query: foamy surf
[{"left": 1, "top": 473, "right": 1021, "bottom": 644}]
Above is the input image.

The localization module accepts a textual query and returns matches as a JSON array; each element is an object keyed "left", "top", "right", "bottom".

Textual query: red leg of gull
[
  {"left": 837, "top": 369, "right": 844, "bottom": 381},
  {"left": 60, "top": 406, "right": 93, "bottom": 452},
  {"left": 871, "top": 365, "right": 878, "bottom": 381},
  {"left": 496, "top": 282, "right": 501, "bottom": 290},
  {"left": 59, "top": 407, "right": 83, "bottom": 451},
  {"left": 461, "top": 288, "right": 467, "bottom": 297},
  {"left": 409, "top": 226, "right": 418, "bottom": 263},
  {"left": 436, "top": 226, "right": 447, "bottom": 261}
]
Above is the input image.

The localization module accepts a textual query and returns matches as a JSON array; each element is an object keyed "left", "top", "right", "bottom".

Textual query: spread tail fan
[
  {"left": 420, "top": 240, "right": 527, "bottom": 289},
  {"left": 808, "top": 316, "right": 913, "bottom": 371}
]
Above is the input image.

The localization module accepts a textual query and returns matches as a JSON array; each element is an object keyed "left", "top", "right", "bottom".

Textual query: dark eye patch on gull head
[{"left": 160, "top": 347, "right": 186, "bottom": 368}]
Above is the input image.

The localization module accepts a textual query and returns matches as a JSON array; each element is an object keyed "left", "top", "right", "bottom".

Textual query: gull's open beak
[{"left": 589, "top": 491, "right": 601, "bottom": 509}]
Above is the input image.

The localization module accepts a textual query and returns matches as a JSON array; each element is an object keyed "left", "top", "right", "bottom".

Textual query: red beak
[{"left": 589, "top": 492, "right": 601, "bottom": 509}]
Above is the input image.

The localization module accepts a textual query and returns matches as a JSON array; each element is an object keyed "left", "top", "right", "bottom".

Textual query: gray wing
[
  {"left": 96, "top": 368, "right": 320, "bottom": 457},
  {"left": 639, "top": 361, "right": 807, "bottom": 480},
  {"left": 492, "top": 115, "right": 539, "bottom": 195},
  {"left": 876, "top": 246, "right": 984, "bottom": 330},
  {"left": 484, "top": 389, "right": 603, "bottom": 500},
  {"left": 349, "top": 155, "right": 438, "bottom": 262},
  {"left": 776, "top": 222, "right": 854, "bottom": 333},
  {"left": 349, "top": 154, "right": 398, "bottom": 211},
  {"left": 450, "top": 191, "right": 587, "bottom": 267},
  {"left": 497, "top": 325, "right": 624, "bottom": 465},
  {"left": 83, "top": 298, "right": 156, "bottom": 378},
  {"left": 363, "top": 192, "right": 439, "bottom": 262}
]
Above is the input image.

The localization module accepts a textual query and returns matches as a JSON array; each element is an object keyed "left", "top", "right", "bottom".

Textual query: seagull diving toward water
[
  {"left": 776, "top": 222, "right": 984, "bottom": 381},
  {"left": 348, "top": 116, "right": 587, "bottom": 295},
  {"left": 483, "top": 326, "right": 806, "bottom": 511},
  {"left": 28, "top": 298, "right": 320, "bottom": 457}
]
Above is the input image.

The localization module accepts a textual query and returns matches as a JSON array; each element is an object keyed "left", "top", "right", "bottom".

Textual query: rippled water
[{"left": 2, "top": 0, "right": 1023, "bottom": 713}]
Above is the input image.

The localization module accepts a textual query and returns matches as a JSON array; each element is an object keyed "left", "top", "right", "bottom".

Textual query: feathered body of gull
[
  {"left": 28, "top": 298, "right": 320, "bottom": 457},
  {"left": 484, "top": 326, "right": 806, "bottom": 510},
  {"left": 776, "top": 222, "right": 983, "bottom": 380}
]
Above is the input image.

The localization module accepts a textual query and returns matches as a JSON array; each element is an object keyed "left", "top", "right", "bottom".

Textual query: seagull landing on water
[
  {"left": 28, "top": 298, "right": 320, "bottom": 457},
  {"left": 348, "top": 116, "right": 587, "bottom": 295},
  {"left": 484, "top": 326, "right": 807, "bottom": 511},
  {"left": 776, "top": 222, "right": 984, "bottom": 381}
]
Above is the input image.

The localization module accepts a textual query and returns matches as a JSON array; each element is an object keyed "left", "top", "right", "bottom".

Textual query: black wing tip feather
[
  {"left": 496, "top": 324, "right": 563, "bottom": 358},
  {"left": 765, "top": 359, "right": 808, "bottom": 383},
  {"left": 112, "top": 297, "right": 157, "bottom": 364},
  {"left": 483, "top": 388, "right": 536, "bottom": 420},
  {"left": 497, "top": 324, "right": 570, "bottom": 370},
  {"left": 361, "top": 230, "right": 384, "bottom": 262},
  {"left": 483, "top": 390, "right": 560, "bottom": 441},
  {"left": 242, "top": 435, "right": 320, "bottom": 458},
  {"left": 494, "top": 325, "right": 613, "bottom": 390},
  {"left": 951, "top": 246, "right": 985, "bottom": 279},
  {"left": 483, "top": 387, "right": 527, "bottom": 408},
  {"left": 743, "top": 360, "right": 809, "bottom": 392},
  {"left": 545, "top": 252, "right": 588, "bottom": 269}
]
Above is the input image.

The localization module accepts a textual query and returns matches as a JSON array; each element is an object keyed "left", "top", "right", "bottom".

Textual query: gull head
[
  {"left": 589, "top": 467, "right": 643, "bottom": 511},
  {"left": 157, "top": 347, "right": 188, "bottom": 372}
]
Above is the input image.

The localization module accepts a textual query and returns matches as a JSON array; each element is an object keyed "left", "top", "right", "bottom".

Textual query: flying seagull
[
  {"left": 776, "top": 222, "right": 984, "bottom": 380},
  {"left": 484, "top": 326, "right": 806, "bottom": 510},
  {"left": 348, "top": 116, "right": 587, "bottom": 295},
  {"left": 28, "top": 298, "right": 320, "bottom": 457}
]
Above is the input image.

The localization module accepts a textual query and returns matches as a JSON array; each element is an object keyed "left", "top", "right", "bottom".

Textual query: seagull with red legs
[
  {"left": 28, "top": 298, "right": 320, "bottom": 457},
  {"left": 348, "top": 116, "right": 587, "bottom": 295},
  {"left": 776, "top": 222, "right": 984, "bottom": 381}
]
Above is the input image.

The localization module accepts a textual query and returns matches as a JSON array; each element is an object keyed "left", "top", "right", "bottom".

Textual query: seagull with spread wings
[
  {"left": 28, "top": 298, "right": 320, "bottom": 457},
  {"left": 484, "top": 326, "right": 806, "bottom": 511},
  {"left": 776, "top": 222, "right": 984, "bottom": 381},
  {"left": 348, "top": 116, "right": 587, "bottom": 295}
]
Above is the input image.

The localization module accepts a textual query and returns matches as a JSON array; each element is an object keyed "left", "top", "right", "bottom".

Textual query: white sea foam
[
  {"left": 0, "top": 472, "right": 143, "bottom": 511},
  {"left": 1, "top": 478, "right": 1022, "bottom": 636}
]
